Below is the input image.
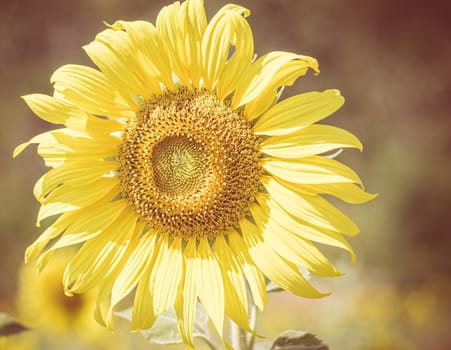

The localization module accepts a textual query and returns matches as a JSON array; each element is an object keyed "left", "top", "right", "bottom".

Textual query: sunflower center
[
  {"left": 61, "top": 293, "right": 84, "bottom": 315},
  {"left": 54, "top": 285, "right": 84, "bottom": 315},
  {"left": 118, "top": 87, "right": 261, "bottom": 238},
  {"left": 151, "top": 135, "right": 208, "bottom": 195}
]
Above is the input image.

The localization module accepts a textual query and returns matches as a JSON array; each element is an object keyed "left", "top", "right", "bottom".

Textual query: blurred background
[{"left": 1, "top": 0, "right": 450, "bottom": 349}]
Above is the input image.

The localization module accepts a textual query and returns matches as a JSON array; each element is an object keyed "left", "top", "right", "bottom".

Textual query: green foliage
[
  {"left": 117, "top": 303, "right": 212, "bottom": 346},
  {"left": 270, "top": 330, "right": 329, "bottom": 350}
]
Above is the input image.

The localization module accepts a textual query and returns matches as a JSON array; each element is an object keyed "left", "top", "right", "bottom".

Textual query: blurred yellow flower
[
  {"left": 17, "top": 253, "right": 98, "bottom": 336},
  {"left": 15, "top": 0, "right": 374, "bottom": 347},
  {"left": 0, "top": 335, "right": 35, "bottom": 350},
  {"left": 15, "top": 253, "right": 130, "bottom": 349}
]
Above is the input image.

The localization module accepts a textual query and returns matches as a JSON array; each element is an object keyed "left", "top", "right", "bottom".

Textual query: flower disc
[{"left": 118, "top": 87, "right": 261, "bottom": 238}]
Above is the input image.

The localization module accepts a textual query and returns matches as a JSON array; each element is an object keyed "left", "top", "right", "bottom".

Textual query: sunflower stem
[
  {"left": 247, "top": 303, "right": 258, "bottom": 350},
  {"left": 230, "top": 320, "right": 248, "bottom": 350},
  {"left": 200, "top": 335, "right": 218, "bottom": 350},
  {"left": 230, "top": 301, "right": 258, "bottom": 350}
]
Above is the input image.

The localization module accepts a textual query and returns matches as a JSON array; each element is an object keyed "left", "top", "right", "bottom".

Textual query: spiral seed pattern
[{"left": 118, "top": 87, "right": 261, "bottom": 238}]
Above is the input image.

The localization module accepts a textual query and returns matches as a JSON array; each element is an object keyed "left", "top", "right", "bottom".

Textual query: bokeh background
[{"left": 1, "top": 0, "right": 450, "bottom": 349}]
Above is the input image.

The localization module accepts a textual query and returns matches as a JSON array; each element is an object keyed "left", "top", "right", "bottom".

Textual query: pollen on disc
[
  {"left": 151, "top": 135, "right": 209, "bottom": 196},
  {"left": 118, "top": 87, "right": 261, "bottom": 239}
]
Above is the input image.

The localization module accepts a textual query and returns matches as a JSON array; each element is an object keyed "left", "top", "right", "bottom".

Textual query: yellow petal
[
  {"left": 156, "top": 0, "right": 207, "bottom": 86},
  {"left": 33, "top": 160, "right": 117, "bottom": 201},
  {"left": 175, "top": 238, "right": 197, "bottom": 348},
  {"left": 253, "top": 90, "right": 345, "bottom": 136},
  {"left": 13, "top": 128, "right": 78, "bottom": 159},
  {"left": 46, "top": 200, "right": 128, "bottom": 252},
  {"left": 103, "top": 258, "right": 133, "bottom": 329},
  {"left": 256, "top": 191, "right": 356, "bottom": 262},
  {"left": 239, "top": 217, "right": 325, "bottom": 298},
  {"left": 94, "top": 269, "right": 116, "bottom": 327},
  {"left": 228, "top": 229, "right": 266, "bottom": 310},
  {"left": 22, "top": 93, "right": 123, "bottom": 132},
  {"left": 51, "top": 64, "right": 137, "bottom": 117},
  {"left": 261, "top": 176, "right": 359, "bottom": 235},
  {"left": 196, "top": 238, "right": 225, "bottom": 338},
  {"left": 151, "top": 236, "right": 184, "bottom": 315},
  {"left": 156, "top": 2, "right": 190, "bottom": 85},
  {"left": 232, "top": 51, "right": 319, "bottom": 109},
  {"left": 83, "top": 28, "right": 155, "bottom": 99},
  {"left": 15, "top": 128, "right": 120, "bottom": 167},
  {"left": 294, "top": 182, "right": 378, "bottom": 204},
  {"left": 243, "top": 87, "right": 279, "bottom": 121},
  {"left": 39, "top": 129, "right": 120, "bottom": 152},
  {"left": 202, "top": 4, "right": 251, "bottom": 92},
  {"left": 250, "top": 200, "right": 341, "bottom": 276},
  {"left": 25, "top": 212, "right": 74, "bottom": 262},
  {"left": 63, "top": 208, "right": 138, "bottom": 293},
  {"left": 37, "top": 179, "right": 118, "bottom": 226},
  {"left": 215, "top": 235, "right": 251, "bottom": 332},
  {"left": 184, "top": 0, "right": 207, "bottom": 86},
  {"left": 132, "top": 264, "right": 157, "bottom": 331},
  {"left": 111, "top": 20, "right": 174, "bottom": 91},
  {"left": 262, "top": 155, "right": 363, "bottom": 186},
  {"left": 110, "top": 229, "right": 156, "bottom": 316},
  {"left": 215, "top": 6, "right": 253, "bottom": 100},
  {"left": 105, "top": 221, "right": 148, "bottom": 327},
  {"left": 260, "top": 124, "right": 362, "bottom": 158}
]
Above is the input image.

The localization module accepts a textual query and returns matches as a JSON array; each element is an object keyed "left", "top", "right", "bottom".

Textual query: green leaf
[
  {"left": 254, "top": 341, "right": 273, "bottom": 350},
  {"left": 138, "top": 309, "right": 182, "bottom": 345},
  {"left": 0, "top": 313, "right": 28, "bottom": 336},
  {"left": 270, "top": 330, "right": 329, "bottom": 350},
  {"left": 117, "top": 303, "right": 211, "bottom": 346}
]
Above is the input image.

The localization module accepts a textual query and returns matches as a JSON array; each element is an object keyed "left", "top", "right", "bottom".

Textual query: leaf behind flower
[
  {"left": 117, "top": 303, "right": 210, "bottom": 345},
  {"left": 270, "top": 330, "right": 329, "bottom": 350},
  {"left": 0, "top": 313, "right": 29, "bottom": 336}
]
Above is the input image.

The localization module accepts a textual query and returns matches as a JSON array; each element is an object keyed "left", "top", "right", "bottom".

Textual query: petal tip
[{"left": 12, "top": 144, "right": 24, "bottom": 158}]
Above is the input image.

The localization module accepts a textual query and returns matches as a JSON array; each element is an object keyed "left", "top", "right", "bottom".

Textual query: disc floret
[{"left": 118, "top": 88, "right": 261, "bottom": 238}]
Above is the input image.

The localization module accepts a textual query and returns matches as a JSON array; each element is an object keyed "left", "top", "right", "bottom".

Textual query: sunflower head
[
  {"left": 16, "top": 0, "right": 375, "bottom": 348},
  {"left": 16, "top": 253, "right": 98, "bottom": 335},
  {"left": 118, "top": 86, "right": 261, "bottom": 239}
]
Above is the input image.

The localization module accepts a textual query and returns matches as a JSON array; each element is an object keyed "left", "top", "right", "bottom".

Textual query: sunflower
[
  {"left": 15, "top": 0, "right": 374, "bottom": 347},
  {"left": 0, "top": 335, "right": 35, "bottom": 350},
  {"left": 16, "top": 253, "right": 123, "bottom": 349},
  {"left": 17, "top": 253, "right": 99, "bottom": 336}
]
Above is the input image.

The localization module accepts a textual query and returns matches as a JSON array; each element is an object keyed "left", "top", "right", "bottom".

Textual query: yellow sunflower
[
  {"left": 16, "top": 253, "right": 124, "bottom": 350},
  {"left": 15, "top": 0, "right": 375, "bottom": 347},
  {"left": 0, "top": 335, "right": 35, "bottom": 350},
  {"left": 17, "top": 253, "right": 99, "bottom": 336}
]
